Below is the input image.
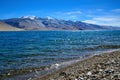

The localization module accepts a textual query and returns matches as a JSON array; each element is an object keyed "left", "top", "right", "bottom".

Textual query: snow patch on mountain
[
  {"left": 21, "top": 16, "right": 37, "bottom": 20},
  {"left": 46, "top": 16, "right": 53, "bottom": 20}
]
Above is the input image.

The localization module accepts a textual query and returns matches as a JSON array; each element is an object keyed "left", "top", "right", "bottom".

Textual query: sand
[
  {"left": 0, "top": 22, "right": 23, "bottom": 31},
  {"left": 34, "top": 50, "right": 120, "bottom": 80}
]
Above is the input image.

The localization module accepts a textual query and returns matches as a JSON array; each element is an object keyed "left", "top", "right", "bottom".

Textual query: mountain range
[{"left": 0, "top": 16, "right": 120, "bottom": 31}]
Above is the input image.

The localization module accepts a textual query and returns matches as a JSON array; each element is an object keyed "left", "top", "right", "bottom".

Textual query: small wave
[
  {"left": 4, "top": 49, "right": 120, "bottom": 80},
  {"left": 97, "top": 45, "right": 120, "bottom": 49},
  {"left": 82, "top": 45, "right": 120, "bottom": 50}
]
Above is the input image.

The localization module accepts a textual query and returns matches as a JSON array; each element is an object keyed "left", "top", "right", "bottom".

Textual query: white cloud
[
  {"left": 51, "top": 9, "right": 120, "bottom": 26},
  {"left": 111, "top": 9, "right": 120, "bottom": 13},
  {"left": 64, "top": 11, "right": 82, "bottom": 15},
  {"left": 93, "top": 17, "right": 119, "bottom": 21},
  {"left": 82, "top": 8, "right": 120, "bottom": 26},
  {"left": 83, "top": 16, "right": 120, "bottom": 26},
  {"left": 83, "top": 20, "right": 97, "bottom": 24},
  {"left": 54, "top": 10, "right": 82, "bottom": 20}
]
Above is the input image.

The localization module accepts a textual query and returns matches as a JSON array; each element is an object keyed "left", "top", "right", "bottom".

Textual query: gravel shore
[{"left": 34, "top": 50, "right": 120, "bottom": 80}]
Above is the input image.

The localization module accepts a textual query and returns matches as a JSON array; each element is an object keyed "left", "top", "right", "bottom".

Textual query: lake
[{"left": 0, "top": 30, "right": 120, "bottom": 79}]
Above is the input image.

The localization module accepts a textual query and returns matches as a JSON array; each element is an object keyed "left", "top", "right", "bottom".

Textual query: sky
[{"left": 0, "top": 0, "right": 120, "bottom": 26}]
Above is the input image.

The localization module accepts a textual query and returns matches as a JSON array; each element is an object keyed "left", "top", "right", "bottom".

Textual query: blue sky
[{"left": 0, "top": 0, "right": 120, "bottom": 26}]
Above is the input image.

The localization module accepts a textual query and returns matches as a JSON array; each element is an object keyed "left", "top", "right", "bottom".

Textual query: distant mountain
[{"left": 1, "top": 16, "right": 120, "bottom": 30}]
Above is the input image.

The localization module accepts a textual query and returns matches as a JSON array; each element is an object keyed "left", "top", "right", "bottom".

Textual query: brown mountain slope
[
  {"left": 0, "top": 21, "right": 23, "bottom": 31},
  {"left": 3, "top": 17, "right": 120, "bottom": 30}
]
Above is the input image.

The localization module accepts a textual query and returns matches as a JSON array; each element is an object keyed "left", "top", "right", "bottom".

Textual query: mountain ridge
[{"left": 0, "top": 16, "right": 120, "bottom": 31}]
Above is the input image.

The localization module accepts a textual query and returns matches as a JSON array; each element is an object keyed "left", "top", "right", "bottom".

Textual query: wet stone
[{"left": 59, "top": 71, "right": 67, "bottom": 77}]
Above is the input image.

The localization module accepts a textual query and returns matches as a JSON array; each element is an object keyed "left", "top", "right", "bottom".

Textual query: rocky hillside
[
  {"left": 1, "top": 16, "right": 120, "bottom": 30},
  {"left": 0, "top": 21, "right": 23, "bottom": 31}
]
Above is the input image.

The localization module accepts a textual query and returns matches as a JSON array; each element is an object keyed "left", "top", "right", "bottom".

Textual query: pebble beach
[{"left": 35, "top": 50, "right": 120, "bottom": 80}]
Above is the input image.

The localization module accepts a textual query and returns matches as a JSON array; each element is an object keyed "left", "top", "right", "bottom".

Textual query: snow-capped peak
[
  {"left": 21, "top": 16, "right": 37, "bottom": 20},
  {"left": 46, "top": 16, "right": 53, "bottom": 20}
]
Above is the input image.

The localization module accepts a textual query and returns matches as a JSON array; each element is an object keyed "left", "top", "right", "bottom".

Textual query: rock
[
  {"left": 59, "top": 71, "right": 67, "bottom": 77},
  {"left": 99, "top": 69, "right": 103, "bottom": 72},
  {"left": 107, "top": 59, "right": 116, "bottom": 64},
  {"left": 39, "top": 51, "right": 120, "bottom": 80},
  {"left": 111, "top": 74, "right": 120, "bottom": 79},
  {"left": 104, "top": 68, "right": 115, "bottom": 75},
  {"left": 75, "top": 78, "right": 77, "bottom": 80},
  {"left": 97, "top": 64, "right": 101, "bottom": 68},
  {"left": 35, "top": 70, "right": 39, "bottom": 74},
  {"left": 92, "top": 69, "right": 99, "bottom": 74},
  {"left": 7, "top": 73, "right": 10, "bottom": 75},
  {"left": 77, "top": 77, "right": 84, "bottom": 80},
  {"left": 86, "top": 71, "right": 92, "bottom": 76},
  {"left": 27, "top": 78, "right": 32, "bottom": 80}
]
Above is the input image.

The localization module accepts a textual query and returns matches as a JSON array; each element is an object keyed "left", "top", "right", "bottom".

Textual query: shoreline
[
  {"left": 34, "top": 50, "right": 120, "bottom": 80},
  {"left": 4, "top": 49, "right": 119, "bottom": 80},
  {"left": 0, "top": 29, "right": 120, "bottom": 32},
  {"left": 2, "top": 50, "right": 120, "bottom": 80}
]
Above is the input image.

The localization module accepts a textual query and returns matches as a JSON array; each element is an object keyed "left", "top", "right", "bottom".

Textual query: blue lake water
[{"left": 0, "top": 30, "right": 120, "bottom": 79}]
